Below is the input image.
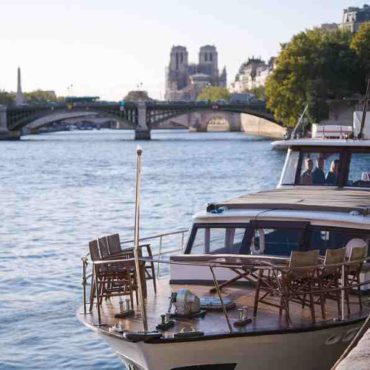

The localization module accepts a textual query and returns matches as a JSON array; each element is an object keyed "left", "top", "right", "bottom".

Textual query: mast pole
[
  {"left": 358, "top": 79, "right": 370, "bottom": 139},
  {"left": 133, "top": 146, "right": 148, "bottom": 331}
]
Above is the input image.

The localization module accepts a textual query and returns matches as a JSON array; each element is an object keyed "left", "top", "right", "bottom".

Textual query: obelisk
[{"left": 15, "top": 67, "right": 25, "bottom": 106}]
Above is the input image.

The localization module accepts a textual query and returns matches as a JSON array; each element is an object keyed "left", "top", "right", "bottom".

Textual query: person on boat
[
  {"left": 300, "top": 158, "right": 313, "bottom": 185},
  {"left": 312, "top": 157, "right": 326, "bottom": 185},
  {"left": 326, "top": 159, "right": 339, "bottom": 185}
]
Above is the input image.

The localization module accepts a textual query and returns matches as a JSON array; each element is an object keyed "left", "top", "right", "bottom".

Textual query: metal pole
[
  {"left": 209, "top": 266, "right": 233, "bottom": 333},
  {"left": 341, "top": 264, "right": 345, "bottom": 321},
  {"left": 157, "top": 236, "right": 163, "bottom": 276},
  {"left": 82, "top": 257, "right": 87, "bottom": 315},
  {"left": 181, "top": 232, "right": 185, "bottom": 252},
  {"left": 133, "top": 146, "right": 148, "bottom": 331},
  {"left": 358, "top": 79, "right": 370, "bottom": 139}
]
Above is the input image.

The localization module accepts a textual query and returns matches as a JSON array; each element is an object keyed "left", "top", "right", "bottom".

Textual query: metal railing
[{"left": 120, "top": 228, "right": 188, "bottom": 276}]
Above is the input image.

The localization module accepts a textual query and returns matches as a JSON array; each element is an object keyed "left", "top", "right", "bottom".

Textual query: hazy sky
[{"left": 0, "top": 0, "right": 367, "bottom": 100}]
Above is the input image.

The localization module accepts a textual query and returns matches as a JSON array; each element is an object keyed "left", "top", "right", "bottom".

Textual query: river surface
[{"left": 0, "top": 130, "right": 285, "bottom": 369}]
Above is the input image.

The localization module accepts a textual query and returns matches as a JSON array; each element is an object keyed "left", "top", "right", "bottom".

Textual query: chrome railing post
[
  {"left": 341, "top": 263, "right": 345, "bottom": 321},
  {"left": 157, "top": 235, "right": 163, "bottom": 276},
  {"left": 181, "top": 231, "right": 185, "bottom": 252},
  {"left": 82, "top": 256, "right": 87, "bottom": 315}
]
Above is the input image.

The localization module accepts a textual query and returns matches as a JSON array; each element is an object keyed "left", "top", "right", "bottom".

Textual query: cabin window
[
  {"left": 188, "top": 225, "right": 248, "bottom": 254},
  {"left": 309, "top": 227, "right": 370, "bottom": 255},
  {"left": 248, "top": 228, "right": 303, "bottom": 256},
  {"left": 347, "top": 152, "right": 370, "bottom": 188},
  {"left": 298, "top": 151, "right": 340, "bottom": 186},
  {"left": 280, "top": 150, "right": 299, "bottom": 185}
]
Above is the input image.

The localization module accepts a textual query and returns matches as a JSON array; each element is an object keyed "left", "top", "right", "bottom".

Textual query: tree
[
  {"left": 124, "top": 90, "right": 152, "bottom": 101},
  {"left": 197, "top": 86, "right": 230, "bottom": 102},
  {"left": 243, "top": 86, "right": 266, "bottom": 100},
  {"left": 351, "top": 22, "right": 370, "bottom": 78},
  {"left": 0, "top": 90, "right": 15, "bottom": 106},
  {"left": 25, "top": 90, "right": 58, "bottom": 104},
  {"left": 266, "top": 29, "right": 363, "bottom": 126}
]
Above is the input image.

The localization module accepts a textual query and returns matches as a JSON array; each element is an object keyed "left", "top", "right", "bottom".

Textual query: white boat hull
[{"left": 100, "top": 321, "right": 362, "bottom": 370}]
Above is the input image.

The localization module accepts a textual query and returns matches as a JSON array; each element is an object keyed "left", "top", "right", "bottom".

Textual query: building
[
  {"left": 230, "top": 57, "right": 276, "bottom": 93},
  {"left": 165, "top": 45, "right": 227, "bottom": 101},
  {"left": 340, "top": 4, "right": 370, "bottom": 33}
]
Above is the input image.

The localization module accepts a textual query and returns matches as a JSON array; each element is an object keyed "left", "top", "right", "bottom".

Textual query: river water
[{"left": 0, "top": 130, "right": 285, "bottom": 369}]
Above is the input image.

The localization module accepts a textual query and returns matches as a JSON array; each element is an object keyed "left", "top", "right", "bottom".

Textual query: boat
[{"left": 78, "top": 99, "right": 370, "bottom": 370}]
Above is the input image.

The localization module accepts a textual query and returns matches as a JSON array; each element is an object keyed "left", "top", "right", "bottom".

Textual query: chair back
[
  {"left": 98, "top": 236, "right": 110, "bottom": 259},
  {"left": 349, "top": 245, "right": 368, "bottom": 262},
  {"left": 348, "top": 245, "right": 368, "bottom": 274},
  {"left": 89, "top": 240, "right": 100, "bottom": 261},
  {"left": 323, "top": 247, "right": 346, "bottom": 274},
  {"left": 289, "top": 250, "right": 319, "bottom": 278},
  {"left": 107, "top": 233, "right": 121, "bottom": 255}
]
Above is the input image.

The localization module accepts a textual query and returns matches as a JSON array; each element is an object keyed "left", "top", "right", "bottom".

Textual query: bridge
[{"left": 0, "top": 100, "right": 283, "bottom": 140}]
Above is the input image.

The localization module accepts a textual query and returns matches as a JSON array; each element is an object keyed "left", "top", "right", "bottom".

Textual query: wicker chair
[
  {"left": 253, "top": 250, "right": 319, "bottom": 324},
  {"left": 316, "top": 247, "right": 346, "bottom": 319},
  {"left": 88, "top": 239, "right": 137, "bottom": 310},
  {"left": 345, "top": 245, "right": 368, "bottom": 315}
]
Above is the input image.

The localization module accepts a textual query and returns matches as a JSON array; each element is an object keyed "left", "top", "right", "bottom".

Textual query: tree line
[{"left": 266, "top": 23, "right": 370, "bottom": 126}]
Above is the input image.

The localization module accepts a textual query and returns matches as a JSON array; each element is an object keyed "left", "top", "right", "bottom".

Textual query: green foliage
[
  {"left": 25, "top": 90, "right": 58, "bottom": 104},
  {"left": 243, "top": 86, "right": 265, "bottom": 100},
  {"left": 124, "top": 90, "right": 152, "bottom": 101},
  {"left": 351, "top": 22, "right": 370, "bottom": 77},
  {"left": 197, "top": 86, "right": 230, "bottom": 102},
  {"left": 266, "top": 29, "right": 364, "bottom": 127},
  {"left": 0, "top": 90, "right": 15, "bottom": 106}
]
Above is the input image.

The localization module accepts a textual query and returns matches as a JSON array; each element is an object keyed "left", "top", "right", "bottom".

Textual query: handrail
[{"left": 120, "top": 228, "right": 188, "bottom": 245}]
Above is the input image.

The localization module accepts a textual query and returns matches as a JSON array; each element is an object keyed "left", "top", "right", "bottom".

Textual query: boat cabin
[{"left": 274, "top": 139, "right": 370, "bottom": 188}]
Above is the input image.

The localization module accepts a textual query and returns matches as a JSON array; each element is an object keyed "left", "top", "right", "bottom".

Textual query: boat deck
[{"left": 79, "top": 278, "right": 370, "bottom": 340}]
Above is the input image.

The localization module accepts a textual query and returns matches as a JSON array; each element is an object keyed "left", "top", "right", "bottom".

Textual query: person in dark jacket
[
  {"left": 312, "top": 157, "right": 326, "bottom": 184},
  {"left": 326, "top": 159, "right": 339, "bottom": 185}
]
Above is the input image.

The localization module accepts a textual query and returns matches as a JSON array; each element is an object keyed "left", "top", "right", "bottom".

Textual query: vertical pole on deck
[
  {"left": 359, "top": 79, "right": 370, "bottom": 139},
  {"left": 209, "top": 266, "right": 233, "bottom": 333},
  {"left": 341, "top": 264, "right": 345, "bottom": 321},
  {"left": 134, "top": 146, "right": 148, "bottom": 332}
]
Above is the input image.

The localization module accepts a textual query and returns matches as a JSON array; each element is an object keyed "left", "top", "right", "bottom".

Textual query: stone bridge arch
[
  {"left": 25, "top": 111, "right": 131, "bottom": 132},
  {"left": 152, "top": 110, "right": 241, "bottom": 131}
]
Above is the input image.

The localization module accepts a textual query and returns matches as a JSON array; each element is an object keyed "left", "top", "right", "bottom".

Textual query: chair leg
[
  {"left": 253, "top": 270, "right": 262, "bottom": 318},
  {"left": 151, "top": 263, "right": 157, "bottom": 293},
  {"left": 309, "top": 292, "right": 316, "bottom": 323},
  {"left": 357, "top": 274, "right": 362, "bottom": 312}
]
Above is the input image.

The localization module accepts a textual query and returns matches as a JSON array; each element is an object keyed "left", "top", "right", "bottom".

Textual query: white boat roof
[
  {"left": 272, "top": 138, "right": 370, "bottom": 149},
  {"left": 193, "top": 208, "right": 370, "bottom": 229},
  {"left": 194, "top": 188, "right": 370, "bottom": 230}
]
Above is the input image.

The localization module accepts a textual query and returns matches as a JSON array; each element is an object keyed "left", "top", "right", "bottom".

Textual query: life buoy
[{"left": 250, "top": 229, "right": 265, "bottom": 255}]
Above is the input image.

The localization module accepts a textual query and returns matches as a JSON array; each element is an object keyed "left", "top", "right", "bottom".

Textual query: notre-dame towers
[{"left": 165, "top": 45, "right": 227, "bottom": 101}]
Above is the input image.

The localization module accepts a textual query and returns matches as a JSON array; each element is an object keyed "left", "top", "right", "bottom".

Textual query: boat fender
[
  {"left": 325, "top": 333, "right": 342, "bottom": 346},
  {"left": 342, "top": 327, "right": 360, "bottom": 343},
  {"left": 250, "top": 229, "right": 265, "bottom": 255},
  {"left": 123, "top": 331, "right": 162, "bottom": 343}
]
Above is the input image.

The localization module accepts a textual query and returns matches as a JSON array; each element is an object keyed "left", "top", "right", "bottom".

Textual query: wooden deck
[{"left": 80, "top": 277, "right": 369, "bottom": 340}]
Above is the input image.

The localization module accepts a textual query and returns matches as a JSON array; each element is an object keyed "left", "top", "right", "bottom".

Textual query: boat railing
[{"left": 119, "top": 228, "right": 189, "bottom": 276}]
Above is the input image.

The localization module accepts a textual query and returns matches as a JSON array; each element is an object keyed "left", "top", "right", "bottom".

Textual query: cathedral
[{"left": 165, "top": 45, "right": 227, "bottom": 101}]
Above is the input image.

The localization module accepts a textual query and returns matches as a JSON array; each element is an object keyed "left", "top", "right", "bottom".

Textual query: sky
[{"left": 0, "top": 0, "right": 368, "bottom": 100}]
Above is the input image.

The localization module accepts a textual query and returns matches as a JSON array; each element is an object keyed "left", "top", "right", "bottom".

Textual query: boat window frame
[
  {"left": 290, "top": 146, "right": 346, "bottom": 187},
  {"left": 307, "top": 224, "right": 370, "bottom": 253},
  {"left": 345, "top": 147, "right": 370, "bottom": 188},
  {"left": 184, "top": 223, "right": 251, "bottom": 255}
]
